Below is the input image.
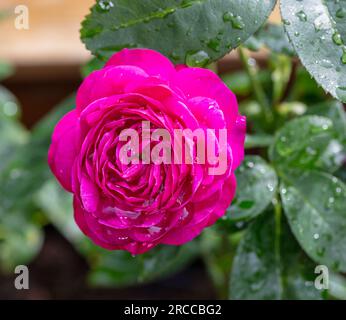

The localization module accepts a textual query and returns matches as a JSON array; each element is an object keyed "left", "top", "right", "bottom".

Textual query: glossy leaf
[
  {"left": 280, "top": 220, "right": 325, "bottom": 300},
  {"left": 227, "top": 156, "right": 278, "bottom": 221},
  {"left": 81, "top": 0, "right": 277, "bottom": 65},
  {"left": 329, "top": 272, "right": 346, "bottom": 300},
  {"left": 270, "top": 116, "right": 345, "bottom": 173},
  {"left": 230, "top": 211, "right": 281, "bottom": 300},
  {"left": 280, "top": 0, "right": 346, "bottom": 102},
  {"left": 230, "top": 210, "right": 324, "bottom": 300},
  {"left": 306, "top": 100, "right": 346, "bottom": 143},
  {"left": 280, "top": 170, "right": 346, "bottom": 273}
]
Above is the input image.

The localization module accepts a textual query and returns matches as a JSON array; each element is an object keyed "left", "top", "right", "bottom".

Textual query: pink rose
[{"left": 48, "top": 49, "right": 246, "bottom": 254}]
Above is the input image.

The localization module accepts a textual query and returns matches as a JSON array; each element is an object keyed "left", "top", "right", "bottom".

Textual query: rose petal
[
  {"left": 172, "top": 67, "right": 239, "bottom": 127},
  {"left": 48, "top": 110, "right": 80, "bottom": 192},
  {"left": 76, "top": 65, "right": 148, "bottom": 112},
  {"left": 106, "top": 48, "right": 175, "bottom": 81}
]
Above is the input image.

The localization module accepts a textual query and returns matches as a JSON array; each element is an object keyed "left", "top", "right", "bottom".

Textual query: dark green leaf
[
  {"left": 81, "top": 0, "right": 277, "bottom": 65},
  {"left": 335, "top": 166, "right": 346, "bottom": 183},
  {"left": 329, "top": 272, "right": 346, "bottom": 300},
  {"left": 227, "top": 156, "right": 278, "bottom": 221},
  {"left": 229, "top": 210, "right": 324, "bottom": 300},
  {"left": 270, "top": 116, "right": 345, "bottom": 173},
  {"left": 280, "top": 170, "right": 346, "bottom": 272},
  {"left": 280, "top": 0, "right": 346, "bottom": 102},
  {"left": 281, "top": 219, "right": 325, "bottom": 300},
  {"left": 229, "top": 211, "right": 282, "bottom": 300}
]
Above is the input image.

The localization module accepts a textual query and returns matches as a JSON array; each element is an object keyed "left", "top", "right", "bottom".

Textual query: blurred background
[
  {"left": 0, "top": 1, "right": 285, "bottom": 299},
  {"left": 0, "top": 0, "right": 280, "bottom": 129}
]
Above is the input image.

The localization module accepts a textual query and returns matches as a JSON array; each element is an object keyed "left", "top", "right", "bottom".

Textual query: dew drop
[
  {"left": 332, "top": 32, "right": 343, "bottom": 45},
  {"left": 223, "top": 12, "right": 244, "bottom": 29},
  {"left": 185, "top": 50, "right": 210, "bottom": 67},
  {"left": 296, "top": 10, "right": 307, "bottom": 22},
  {"left": 97, "top": 0, "right": 114, "bottom": 12}
]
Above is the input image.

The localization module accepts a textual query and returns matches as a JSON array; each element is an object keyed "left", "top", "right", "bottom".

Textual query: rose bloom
[{"left": 48, "top": 49, "right": 246, "bottom": 254}]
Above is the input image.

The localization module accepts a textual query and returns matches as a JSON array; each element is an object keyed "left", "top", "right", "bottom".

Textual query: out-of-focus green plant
[{"left": 1, "top": 0, "right": 346, "bottom": 300}]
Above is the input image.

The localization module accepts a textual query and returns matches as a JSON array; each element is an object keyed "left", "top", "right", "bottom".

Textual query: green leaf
[
  {"left": 306, "top": 100, "right": 346, "bottom": 143},
  {"left": 227, "top": 156, "right": 278, "bottom": 221},
  {"left": 246, "top": 23, "right": 295, "bottom": 56},
  {"left": 35, "top": 179, "right": 81, "bottom": 243},
  {"left": 230, "top": 211, "right": 282, "bottom": 300},
  {"left": 280, "top": 0, "right": 346, "bottom": 103},
  {"left": 280, "top": 219, "right": 325, "bottom": 300},
  {"left": 335, "top": 166, "right": 346, "bottom": 183},
  {"left": 81, "top": 0, "right": 277, "bottom": 65},
  {"left": 329, "top": 272, "right": 346, "bottom": 300},
  {"left": 280, "top": 170, "right": 346, "bottom": 273},
  {"left": 0, "top": 95, "right": 75, "bottom": 213},
  {"left": 270, "top": 116, "right": 345, "bottom": 174},
  {"left": 229, "top": 210, "right": 324, "bottom": 300}
]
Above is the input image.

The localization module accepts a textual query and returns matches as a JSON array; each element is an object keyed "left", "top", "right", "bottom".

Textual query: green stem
[
  {"left": 274, "top": 194, "right": 283, "bottom": 293},
  {"left": 238, "top": 46, "right": 273, "bottom": 127},
  {"left": 274, "top": 196, "right": 282, "bottom": 259}
]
